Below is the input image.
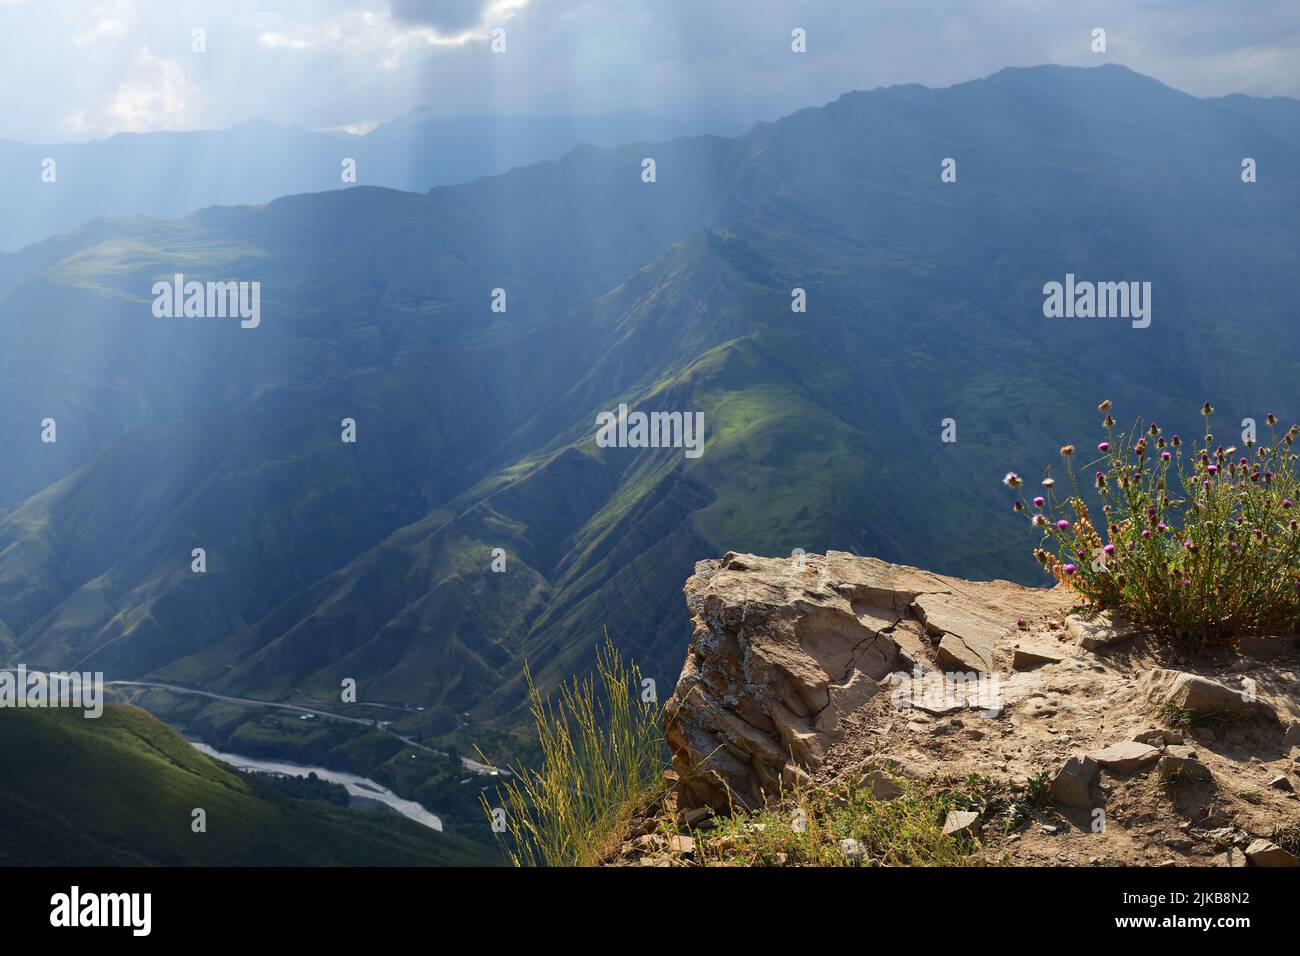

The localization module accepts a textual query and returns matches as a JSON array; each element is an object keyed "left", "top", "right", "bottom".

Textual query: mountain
[
  {"left": 0, "top": 704, "right": 496, "bottom": 865},
  {"left": 0, "top": 112, "right": 746, "bottom": 253},
  {"left": 0, "top": 63, "right": 1297, "bottom": 755}
]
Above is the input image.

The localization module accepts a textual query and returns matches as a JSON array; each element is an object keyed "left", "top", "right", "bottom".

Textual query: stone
[
  {"left": 1213, "top": 848, "right": 1249, "bottom": 867},
  {"left": 1139, "top": 668, "right": 1276, "bottom": 721},
  {"left": 1244, "top": 839, "right": 1298, "bottom": 867},
  {"left": 1238, "top": 635, "right": 1286, "bottom": 659},
  {"left": 936, "top": 633, "right": 993, "bottom": 674},
  {"left": 943, "top": 810, "right": 980, "bottom": 836},
  {"left": 1089, "top": 741, "right": 1161, "bottom": 773},
  {"left": 1157, "top": 753, "right": 1213, "bottom": 783},
  {"left": 677, "top": 806, "right": 712, "bottom": 828},
  {"left": 1268, "top": 775, "right": 1294, "bottom": 792},
  {"left": 1011, "top": 638, "right": 1067, "bottom": 670},
  {"left": 1132, "top": 729, "right": 1165, "bottom": 745},
  {"left": 1066, "top": 610, "right": 1139, "bottom": 650},
  {"left": 914, "top": 593, "right": 1009, "bottom": 674},
  {"left": 633, "top": 833, "right": 665, "bottom": 851},
  {"left": 1051, "top": 755, "right": 1099, "bottom": 808},
  {"left": 668, "top": 834, "right": 695, "bottom": 856},
  {"left": 838, "top": 838, "right": 865, "bottom": 863},
  {"left": 1284, "top": 722, "right": 1300, "bottom": 747},
  {"left": 663, "top": 550, "right": 1069, "bottom": 811},
  {"left": 859, "top": 768, "right": 903, "bottom": 800}
]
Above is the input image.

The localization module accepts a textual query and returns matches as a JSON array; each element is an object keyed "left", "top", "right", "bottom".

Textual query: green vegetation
[
  {"left": 0, "top": 705, "right": 498, "bottom": 866},
  {"left": 1005, "top": 402, "right": 1300, "bottom": 643},
  {"left": 667, "top": 772, "right": 1048, "bottom": 867},
  {"left": 129, "top": 687, "right": 502, "bottom": 839},
  {"left": 480, "top": 639, "right": 664, "bottom": 867}
]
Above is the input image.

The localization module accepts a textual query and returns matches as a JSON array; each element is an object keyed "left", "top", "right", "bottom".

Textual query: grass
[
  {"left": 0, "top": 704, "right": 497, "bottom": 866},
  {"left": 479, "top": 637, "right": 665, "bottom": 867},
  {"left": 1156, "top": 701, "right": 1226, "bottom": 729},
  {"left": 664, "top": 771, "right": 1049, "bottom": 867},
  {"left": 1005, "top": 400, "right": 1300, "bottom": 643}
]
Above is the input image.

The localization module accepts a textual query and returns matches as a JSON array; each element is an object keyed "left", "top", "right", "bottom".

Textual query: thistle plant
[{"left": 1004, "top": 401, "right": 1300, "bottom": 644}]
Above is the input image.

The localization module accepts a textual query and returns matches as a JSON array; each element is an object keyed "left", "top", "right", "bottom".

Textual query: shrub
[
  {"left": 478, "top": 637, "right": 664, "bottom": 867},
  {"left": 1004, "top": 401, "right": 1300, "bottom": 643}
]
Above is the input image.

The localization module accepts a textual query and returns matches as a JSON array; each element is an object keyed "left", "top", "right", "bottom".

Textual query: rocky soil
[{"left": 638, "top": 550, "right": 1300, "bottom": 867}]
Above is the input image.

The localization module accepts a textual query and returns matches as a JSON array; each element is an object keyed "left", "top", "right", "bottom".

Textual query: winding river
[{"left": 189, "top": 740, "right": 444, "bottom": 832}]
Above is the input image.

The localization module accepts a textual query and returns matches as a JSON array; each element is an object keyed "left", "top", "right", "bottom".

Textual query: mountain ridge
[{"left": 1, "top": 62, "right": 1297, "bottom": 757}]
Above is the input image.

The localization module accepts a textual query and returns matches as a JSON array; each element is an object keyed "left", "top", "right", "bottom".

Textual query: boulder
[
  {"left": 838, "top": 838, "right": 865, "bottom": 863},
  {"left": 1214, "top": 848, "right": 1249, "bottom": 867},
  {"left": 1157, "top": 753, "right": 1213, "bottom": 783},
  {"left": 1051, "top": 755, "right": 1099, "bottom": 808},
  {"left": 859, "top": 768, "right": 904, "bottom": 801},
  {"left": 943, "top": 810, "right": 980, "bottom": 837},
  {"left": 1089, "top": 741, "right": 1161, "bottom": 773},
  {"left": 663, "top": 551, "right": 1069, "bottom": 811},
  {"left": 667, "top": 834, "right": 695, "bottom": 856},
  {"left": 1066, "top": 611, "right": 1139, "bottom": 650},
  {"left": 1139, "top": 668, "right": 1276, "bottom": 721},
  {"left": 1245, "top": 839, "right": 1298, "bottom": 867}
]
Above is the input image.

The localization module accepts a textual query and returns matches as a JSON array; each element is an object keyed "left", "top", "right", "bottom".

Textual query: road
[{"left": 109, "top": 680, "right": 502, "bottom": 776}]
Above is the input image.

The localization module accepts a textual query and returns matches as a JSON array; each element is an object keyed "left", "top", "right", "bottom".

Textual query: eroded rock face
[{"left": 663, "top": 550, "right": 1069, "bottom": 811}]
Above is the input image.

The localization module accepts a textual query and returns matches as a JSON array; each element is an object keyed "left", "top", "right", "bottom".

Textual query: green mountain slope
[
  {"left": 0, "top": 704, "right": 496, "bottom": 866},
  {"left": 1, "top": 64, "right": 1298, "bottom": 749}
]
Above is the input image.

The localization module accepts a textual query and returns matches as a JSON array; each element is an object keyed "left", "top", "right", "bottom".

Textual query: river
[{"left": 188, "top": 740, "right": 444, "bottom": 832}]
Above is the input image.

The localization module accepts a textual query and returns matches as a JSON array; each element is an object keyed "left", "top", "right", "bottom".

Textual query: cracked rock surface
[{"left": 663, "top": 550, "right": 1070, "bottom": 810}]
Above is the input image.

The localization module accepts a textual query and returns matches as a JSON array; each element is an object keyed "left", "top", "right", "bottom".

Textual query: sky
[{"left": 1, "top": 0, "right": 1298, "bottom": 143}]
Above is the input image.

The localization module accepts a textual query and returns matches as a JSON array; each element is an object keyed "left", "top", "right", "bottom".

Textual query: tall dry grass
[{"left": 480, "top": 637, "right": 664, "bottom": 867}]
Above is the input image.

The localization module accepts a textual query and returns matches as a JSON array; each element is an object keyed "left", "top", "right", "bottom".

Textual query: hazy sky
[{"left": 2, "top": 0, "right": 1298, "bottom": 142}]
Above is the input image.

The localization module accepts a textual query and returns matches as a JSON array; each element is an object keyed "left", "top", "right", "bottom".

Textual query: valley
[{"left": 1, "top": 64, "right": 1298, "bottom": 864}]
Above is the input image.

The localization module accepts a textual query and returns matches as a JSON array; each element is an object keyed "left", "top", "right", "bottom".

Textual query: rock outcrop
[
  {"left": 663, "top": 550, "right": 1070, "bottom": 810},
  {"left": 636, "top": 549, "right": 1300, "bottom": 867}
]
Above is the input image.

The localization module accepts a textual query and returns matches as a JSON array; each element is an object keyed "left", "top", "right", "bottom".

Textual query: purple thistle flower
[
  {"left": 1098, "top": 442, "right": 1110, "bottom": 452},
  {"left": 1033, "top": 496, "right": 1045, "bottom": 508},
  {"left": 1063, "top": 564, "right": 1077, "bottom": 575},
  {"left": 1057, "top": 519, "right": 1070, "bottom": 530}
]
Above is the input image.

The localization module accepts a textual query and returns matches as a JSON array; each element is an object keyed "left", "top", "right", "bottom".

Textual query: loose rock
[
  {"left": 1052, "top": 755, "right": 1099, "bottom": 808},
  {"left": 1245, "top": 839, "right": 1298, "bottom": 867},
  {"left": 1090, "top": 741, "right": 1161, "bottom": 773}
]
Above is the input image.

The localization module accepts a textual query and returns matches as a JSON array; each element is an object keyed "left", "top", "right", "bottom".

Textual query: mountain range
[
  {"left": 1, "top": 62, "right": 1297, "bottom": 761},
  {"left": 0, "top": 111, "right": 745, "bottom": 253}
]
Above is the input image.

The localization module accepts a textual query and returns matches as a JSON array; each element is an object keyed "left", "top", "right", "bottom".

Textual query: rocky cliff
[{"left": 658, "top": 551, "right": 1300, "bottom": 867}]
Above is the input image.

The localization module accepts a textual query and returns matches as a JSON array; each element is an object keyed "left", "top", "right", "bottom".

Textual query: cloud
[
  {"left": 0, "top": 0, "right": 1297, "bottom": 142},
  {"left": 388, "top": 0, "right": 486, "bottom": 33},
  {"left": 103, "top": 46, "right": 202, "bottom": 133}
]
